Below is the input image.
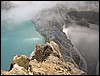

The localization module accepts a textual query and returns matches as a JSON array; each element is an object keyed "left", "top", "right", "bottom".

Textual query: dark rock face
[
  {"left": 67, "top": 11, "right": 99, "bottom": 25},
  {"left": 76, "top": 21, "right": 90, "bottom": 28},
  {"left": 32, "top": 4, "right": 87, "bottom": 73}
]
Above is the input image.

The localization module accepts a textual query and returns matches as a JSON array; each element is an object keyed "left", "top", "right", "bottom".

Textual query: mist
[
  {"left": 1, "top": 1, "right": 99, "bottom": 29},
  {"left": 63, "top": 25, "right": 99, "bottom": 74}
]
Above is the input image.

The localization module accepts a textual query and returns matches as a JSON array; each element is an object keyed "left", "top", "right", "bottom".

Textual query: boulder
[{"left": 11, "top": 55, "right": 30, "bottom": 70}]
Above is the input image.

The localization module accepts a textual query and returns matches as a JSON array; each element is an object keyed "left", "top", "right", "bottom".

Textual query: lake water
[{"left": 1, "top": 21, "right": 45, "bottom": 71}]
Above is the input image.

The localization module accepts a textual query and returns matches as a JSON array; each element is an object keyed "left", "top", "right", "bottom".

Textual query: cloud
[
  {"left": 63, "top": 25, "right": 99, "bottom": 74},
  {"left": 1, "top": 1, "right": 99, "bottom": 29}
]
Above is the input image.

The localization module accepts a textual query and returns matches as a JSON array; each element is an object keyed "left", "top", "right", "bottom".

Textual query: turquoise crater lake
[{"left": 1, "top": 21, "right": 45, "bottom": 71}]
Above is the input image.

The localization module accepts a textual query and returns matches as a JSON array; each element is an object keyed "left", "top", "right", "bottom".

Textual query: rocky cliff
[
  {"left": 32, "top": 4, "right": 87, "bottom": 73},
  {"left": 32, "top": 3, "right": 99, "bottom": 75},
  {"left": 1, "top": 1, "right": 99, "bottom": 75},
  {"left": 1, "top": 41, "right": 86, "bottom": 75}
]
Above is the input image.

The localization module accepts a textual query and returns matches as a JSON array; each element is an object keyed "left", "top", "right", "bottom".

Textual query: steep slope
[{"left": 32, "top": 4, "right": 87, "bottom": 73}]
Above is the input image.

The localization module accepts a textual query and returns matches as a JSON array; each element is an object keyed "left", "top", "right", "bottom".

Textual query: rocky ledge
[{"left": 1, "top": 41, "right": 86, "bottom": 75}]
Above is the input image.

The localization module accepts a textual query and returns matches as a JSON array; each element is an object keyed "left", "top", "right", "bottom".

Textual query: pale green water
[{"left": 1, "top": 21, "right": 45, "bottom": 71}]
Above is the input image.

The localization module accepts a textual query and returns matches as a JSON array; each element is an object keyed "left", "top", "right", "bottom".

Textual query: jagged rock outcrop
[
  {"left": 1, "top": 41, "right": 86, "bottom": 75},
  {"left": 1, "top": 63, "right": 33, "bottom": 75},
  {"left": 29, "top": 41, "right": 64, "bottom": 62},
  {"left": 29, "top": 43, "right": 53, "bottom": 62},
  {"left": 11, "top": 55, "right": 30, "bottom": 70},
  {"left": 32, "top": 4, "right": 87, "bottom": 72}
]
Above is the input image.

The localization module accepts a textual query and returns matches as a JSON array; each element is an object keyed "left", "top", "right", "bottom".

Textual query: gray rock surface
[
  {"left": 32, "top": 4, "right": 99, "bottom": 74},
  {"left": 32, "top": 4, "right": 87, "bottom": 73}
]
